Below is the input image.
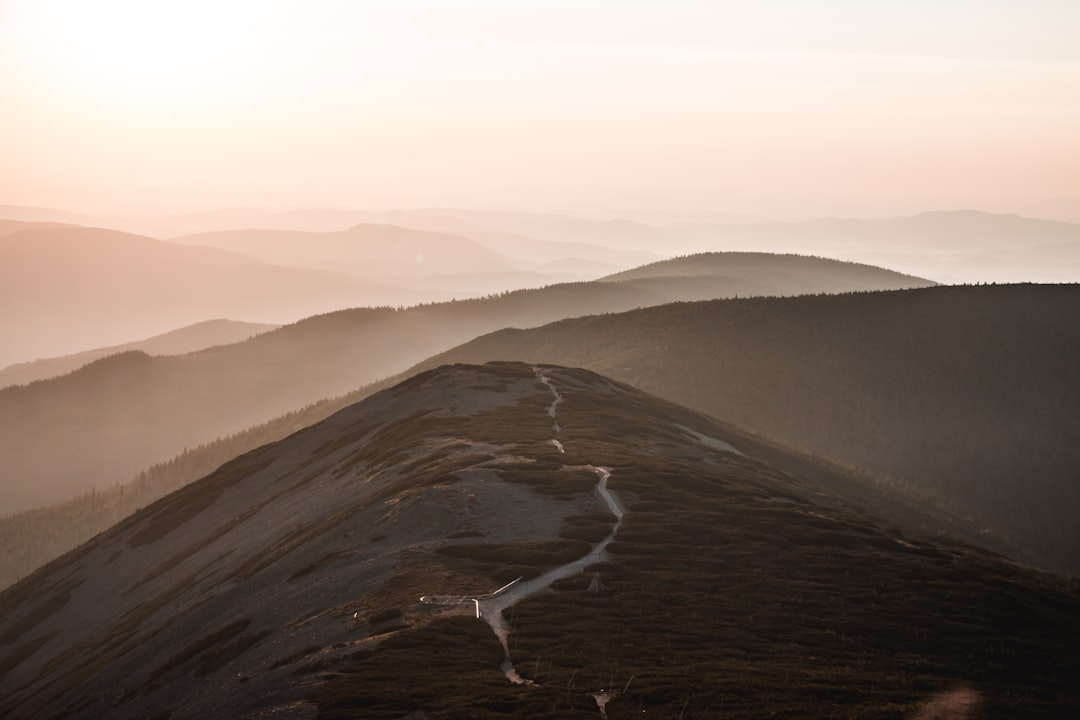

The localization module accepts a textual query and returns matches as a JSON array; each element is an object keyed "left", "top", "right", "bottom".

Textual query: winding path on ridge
[
  {"left": 536, "top": 366, "right": 565, "bottom": 454},
  {"left": 476, "top": 366, "right": 626, "bottom": 685},
  {"left": 478, "top": 465, "right": 623, "bottom": 683}
]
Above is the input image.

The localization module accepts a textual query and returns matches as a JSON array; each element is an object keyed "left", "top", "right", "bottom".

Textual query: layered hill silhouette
[
  {"left": 7, "top": 206, "right": 1079, "bottom": 284},
  {"left": 0, "top": 225, "right": 442, "bottom": 367},
  {"left": 171, "top": 222, "right": 631, "bottom": 298},
  {"left": 0, "top": 252, "right": 929, "bottom": 516},
  {"left": 172, "top": 223, "right": 530, "bottom": 285},
  {"left": 413, "top": 284, "right": 1080, "bottom": 574},
  {"left": 671, "top": 210, "right": 1080, "bottom": 284},
  {"left": 0, "top": 319, "right": 277, "bottom": 389},
  {"left": 294, "top": 208, "right": 1080, "bottom": 284},
  {"left": 0, "top": 218, "right": 76, "bottom": 237},
  {"left": 1, "top": 363, "right": 1076, "bottom": 719}
]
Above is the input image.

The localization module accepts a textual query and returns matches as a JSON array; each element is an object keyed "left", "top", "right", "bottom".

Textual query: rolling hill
[
  {"left": 1, "top": 363, "right": 1076, "bottom": 719},
  {"left": 0, "top": 319, "right": 277, "bottom": 389},
  {"left": 0, "top": 219, "right": 76, "bottom": 237},
  {"left": 599, "top": 251, "right": 930, "bottom": 296},
  {"left": 670, "top": 210, "right": 1080, "bottom": 284},
  {"left": 413, "top": 284, "right": 1080, "bottom": 574},
  {"left": 0, "top": 252, "right": 930, "bottom": 516}
]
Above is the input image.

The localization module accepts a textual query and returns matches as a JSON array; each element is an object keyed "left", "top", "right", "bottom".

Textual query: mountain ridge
[{"left": 1, "top": 362, "right": 1077, "bottom": 719}]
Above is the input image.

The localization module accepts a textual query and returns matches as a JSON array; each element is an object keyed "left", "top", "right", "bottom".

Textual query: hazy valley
[{"left": 0, "top": 249, "right": 929, "bottom": 515}]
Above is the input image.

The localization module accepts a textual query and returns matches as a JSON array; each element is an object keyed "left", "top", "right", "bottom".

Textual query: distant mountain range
[
  {"left": 0, "top": 252, "right": 929, "bottom": 516},
  {"left": 5, "top": 205, "right": 1078, "bottom": 285},
  {"left": 172, "top": 224, "right": 522, "bottom": 278},
  {"left": 0, "top": 224, "right": 445, "bottom": 367},
  {"left": 170, "top": 222, "right": 658, "bottom": 297},
  {"left": 158, "top": 207, "right": 1080, "bottom": 283},
  {"left": 2, "top": 363, "right": 1076, "bottom": 719}
]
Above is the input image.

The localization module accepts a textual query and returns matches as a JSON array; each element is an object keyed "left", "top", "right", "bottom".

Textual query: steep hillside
[
  {"left": 0, "top": 319, "right": 277, "bottom": 389},
  {"left": 1, "top": 363, "right": 1076, "bottom": 719},
  {"left": 0, "top": 253, "right": 929, "bottom": 514},
  {"left": 419, "top": 284, "right": 1080, "bottom": 574},
  {"left": 0, "top": 226, "right": 432, "bottom": 367}
]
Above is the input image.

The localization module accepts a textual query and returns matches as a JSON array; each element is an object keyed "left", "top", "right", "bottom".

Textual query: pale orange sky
[{"left": 1, "top": 0, "right": 1078, "bottom": 219}]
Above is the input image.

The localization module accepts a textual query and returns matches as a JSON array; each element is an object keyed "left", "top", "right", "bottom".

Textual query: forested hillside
[{"left": 421, "top": 284, "right": 1080, "bottom": 574}]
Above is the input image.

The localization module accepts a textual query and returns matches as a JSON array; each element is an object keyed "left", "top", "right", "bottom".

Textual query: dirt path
[
  {"left": 416, "top": 367, "right": 627, "bottom": 692},
  {"left": 535, "top": 366, "right": 565, "bottom": 453},
  {"left": 472, "top": 368, "right": 626, "bottom": 684},
  {"left": 478, "top": 464, "right": 623, "bottom": 682}
]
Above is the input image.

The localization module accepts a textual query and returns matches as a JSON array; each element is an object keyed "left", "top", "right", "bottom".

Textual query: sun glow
[
  {"left": 2, "top": 0, "right": 1078, "bottom": 216},
  {"left": 16, "top": 0, "right": 288, "bottom": 104}
]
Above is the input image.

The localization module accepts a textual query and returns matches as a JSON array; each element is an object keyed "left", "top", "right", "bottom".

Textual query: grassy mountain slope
[
  {"left": 0, "top": 394, "right": 352, "bottom": 591},
  {"left": 0, "top": 319, "right": 277, "bottom": 389},
  {"left": 0, "top": 363, "right": 1076, "bottom": 719},
  {"left": 0, "top": 253, "right": 930, "bottom": 515},
  {"left": 415, "top": 284, "right": 1080, "bottom": 574}
]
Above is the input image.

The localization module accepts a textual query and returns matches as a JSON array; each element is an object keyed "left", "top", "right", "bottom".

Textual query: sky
[{"left": 1, "top": 0, "right": 1078, "bottom": 219}]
